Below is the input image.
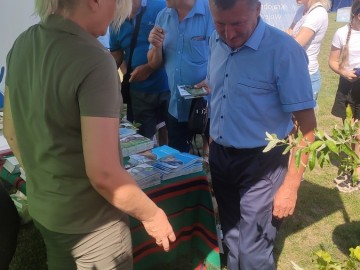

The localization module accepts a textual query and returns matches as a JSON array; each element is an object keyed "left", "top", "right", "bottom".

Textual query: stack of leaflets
[
  {"left": 177, "top": 85, "right": 207, "bottom": 99},
  {"left": 151, "top": 145, "right": 180, "bottom": 159},
  {"left": 161, "top": 159, "right": 203, "bottom": 180},
  {"left": 127, "top": 151, "right": 157, "bottom": 167},
  {"left": 127, "top": 163, "right": 161, "bottom": 189},
  {"left": 120, "top": 134, "right": 154, "bottom": 157},
  {"left": 152, "top": 151, "right": 203, "bottom": 180},
  {"left": 3, "top": 156, "right": 20, "bottom": 174},
  {"left": 119, "top": 122, "right": 138, "bottom": 139},
  {"left": 126, "top": 145, "right": 204, "bottom": 181},
  {"left": 127, "top": 145, "right": 179, "bottom": 167}
]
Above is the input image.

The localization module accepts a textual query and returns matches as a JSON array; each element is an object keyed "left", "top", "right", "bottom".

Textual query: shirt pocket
[
  {"left": 236, "top": 77, "right": 277, "bottom": 95},
  {"left": 189, "top": 38, "right": 208, "bottom": 64}
]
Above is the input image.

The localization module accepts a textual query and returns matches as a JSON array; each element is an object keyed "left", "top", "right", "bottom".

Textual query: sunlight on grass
[{"left": 274, "top": 13, "right": 360, "bottom": 269}]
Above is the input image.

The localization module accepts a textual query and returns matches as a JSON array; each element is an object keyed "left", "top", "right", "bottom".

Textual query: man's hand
[
  {"left": 272, "top": 179, "right": 299, "bottom": 218},
  {"left": 142, "top": 208, "right": 176, "bottom": 252},
  {"left": 129, "top": 64, "right": 154, "bottom": 82},
  {"left": 272, "top": 108, "right": 316, "bottom": 219},
  {"left": 149, "top": 26, "right": 165, "bottom": 48},
  {"left": 194, "top": 80, "right": 211, "bottom": 95}
]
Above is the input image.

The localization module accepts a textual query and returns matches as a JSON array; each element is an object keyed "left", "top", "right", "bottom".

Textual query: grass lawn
[{"left": 8, "top": 12, "right": 360, "bottom": 270}]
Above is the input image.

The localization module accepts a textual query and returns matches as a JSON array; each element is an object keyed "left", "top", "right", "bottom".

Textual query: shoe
[
  {"left": 336, "top": 178, "right": 360, "bottom": 193},
  {"left": 333, "top": 174, "right": 350, "bottom": 185}
]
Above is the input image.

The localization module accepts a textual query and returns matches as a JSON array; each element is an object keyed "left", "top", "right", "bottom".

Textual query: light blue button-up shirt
[
  {"left": 208, "top": 18, "right": 315, "bottom": 149},
  {"left": 154, "top": 0, "right": 214, "bottom": 121}
]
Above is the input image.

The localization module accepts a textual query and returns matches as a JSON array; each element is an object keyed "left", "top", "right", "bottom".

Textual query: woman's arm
[
  {"left": 292, "top": 26, "right": 315, "bottom": 47},
  {"left": 329, "top": 45, "right": 358, "bottom": 81},
  {"left": 81, "top": 116, "right": 176, "bottom": 251}
]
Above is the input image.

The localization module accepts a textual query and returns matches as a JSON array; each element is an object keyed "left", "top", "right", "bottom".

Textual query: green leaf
[
  {"left": 295, "top": 149, "right": 302, "bottom": 169},
  {"left": 283, "top": 144, "right": 293, "bottom": 155},
  {"left": 308, "top": 150, "right": 316, "bottom": 171},
  {"left": 309, "top": 140, "right": 324, "bottom": 152},
  {"left": 263, "top": 140, "right": 278, "bottom": 153},
  {"left": 351, "top": 246, "right": 360, "bottom": 261},
  {"left": 346, "top": 104, "right": 353, "bottom": 118},
  {"left": 325, "top": 140, "right": 339, "bottom": 155}
]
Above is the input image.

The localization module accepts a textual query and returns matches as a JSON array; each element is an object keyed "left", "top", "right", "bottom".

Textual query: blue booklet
[
  {"left": 151, "top": 145, "right": 180, "bottom": 159},
  {"left": 152, "top": 152, "right": 201, "bottom": 174}
]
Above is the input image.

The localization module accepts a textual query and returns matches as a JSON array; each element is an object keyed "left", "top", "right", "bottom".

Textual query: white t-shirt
[
  {"left": 292, "top": 4, "right": 328, "bottom": 74},
  {"left": 332, "top": 24, "right": 360, "bottom": 69}
]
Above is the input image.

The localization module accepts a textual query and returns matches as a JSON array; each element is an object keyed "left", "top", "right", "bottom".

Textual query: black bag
[
  {"left": 121, "top": 72, "right": 132, "bottom": 104},
  {"left": 188, "top": 98, "right": 208, "bottom": 135},
  {"left": 120, "top": 6, "right": 146, "bottom": 105}
]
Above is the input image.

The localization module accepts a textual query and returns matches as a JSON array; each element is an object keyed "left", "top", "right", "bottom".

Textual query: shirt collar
[
  {"left": 165, "top": 0, "right": 206, "bottom": 18},
  {"left": 215, "top": 17, "right": 265, "bottom": 52},
  {"left": 44, "top": 14, "right": 95, "bottom": 41}
]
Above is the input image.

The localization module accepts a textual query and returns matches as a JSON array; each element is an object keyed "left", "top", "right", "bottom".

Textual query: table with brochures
[
  {"left": 130, "top": 171, "right": 221, "bottom": 270},
  {"left": 0, "top": 161, "right": 221, "bottom": 269}
]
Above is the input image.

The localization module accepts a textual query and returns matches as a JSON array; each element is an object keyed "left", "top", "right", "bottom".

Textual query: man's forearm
[{"left": 147, "top": 47, "right": 163, "bottom": 70}]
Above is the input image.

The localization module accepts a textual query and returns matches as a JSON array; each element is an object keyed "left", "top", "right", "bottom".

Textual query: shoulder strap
[
  {"left": 128, "top": 6, "right": 146, "bottom": 71},
  {"left": 306, "top": 4, "right": 324, "bottom": 15}
]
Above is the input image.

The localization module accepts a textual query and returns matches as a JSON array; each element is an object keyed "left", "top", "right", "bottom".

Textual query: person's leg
[
  {"left": 34, "top": 212, "right": 132, "bottom": 270},
  {"left": 209, "top": 142, "right": 288, "bottom": 270},
  {"left": 131, "top": 91, "right": 158, "bottom": 139},
  {"left": 156, "top": 91, "right": 170, "bottom": 146},
  {"left": 202, "top": 118, "right": 210, "bottom": 159},
  {"left": 237, "top": 146, "right": 288, "bottom": 270},
  {"left": 209, "top": 142, "right": 241, "bottom": 269},
  {"left": 126, "top": 102, "right": 134, "bottom": 123},
  {"left": 350, "top": 79, "right": 360, "bottom": 181},
  {"left": 157, "top": 122, "right": 168, "bottom": 146},
  {"left": 310, "top": 70, "right": 321, "bottom": 101},
  {"left": 167, "top": 113, "right": 192, "bottom": 152},
  {"left": 0, "top": 182, "right": 20, "bottom": 270}
]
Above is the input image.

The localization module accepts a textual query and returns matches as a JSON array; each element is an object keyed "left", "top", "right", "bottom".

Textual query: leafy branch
[
  {"left": 291, "top": 246, "right": 360, "bottom": 270},
  {"left": 264, "top": 105, "right": 360, "bottom": 185}
]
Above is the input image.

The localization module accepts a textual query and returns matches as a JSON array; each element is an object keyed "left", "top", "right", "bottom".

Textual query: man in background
[
  {"left": 110, "top": 0, "right": 170, "bottom": 145},
  {"left": 148, "top": 0, "right": 214, "bottom": 152}
]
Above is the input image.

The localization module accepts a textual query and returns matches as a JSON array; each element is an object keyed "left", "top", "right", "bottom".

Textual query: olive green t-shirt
[{"left": 6, "top": 15, "right": 123, "bottom": 233}]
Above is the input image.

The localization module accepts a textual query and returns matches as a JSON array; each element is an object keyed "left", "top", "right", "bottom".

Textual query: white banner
[
  {"left": 261, "top": 0, "right": 300, "bottom": 31},
  {"left": 0, "top": 0, "right": 38, "bottom": 100}
]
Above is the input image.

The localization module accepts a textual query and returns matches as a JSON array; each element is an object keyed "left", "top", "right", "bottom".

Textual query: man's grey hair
[
  {"left": 208, "top": 0, "right": 259, "bottom": 10},
  {"left": 35, "top": 0, "right": 131, "bottom": 30}
]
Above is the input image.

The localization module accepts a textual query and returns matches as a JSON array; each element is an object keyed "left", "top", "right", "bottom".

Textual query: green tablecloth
[{"left": 130, "top": 172, "right": 220, "bottom": 270}]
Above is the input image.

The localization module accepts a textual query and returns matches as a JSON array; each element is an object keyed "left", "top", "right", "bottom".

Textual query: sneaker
[
  {"left": 336, "top": 178, "right": 360, "bottom": 193},
  {"left": 333, "top": 174, "right": 350, "bottom": 185}
]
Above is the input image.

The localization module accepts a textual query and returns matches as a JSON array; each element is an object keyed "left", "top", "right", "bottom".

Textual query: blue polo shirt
[
  {"left": 109, "top": 0, "right": 169, "bottom": 93},
  {"left": 154, "top": 0, "right": 214, "bottom": 122},
  {"left": 208, "top": 18, "right": 315, "bottom": 149}
]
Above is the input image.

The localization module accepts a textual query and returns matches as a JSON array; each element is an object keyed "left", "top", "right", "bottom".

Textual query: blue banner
[{"left": 260, "top": 0, "right": 299, "bottom": 31}]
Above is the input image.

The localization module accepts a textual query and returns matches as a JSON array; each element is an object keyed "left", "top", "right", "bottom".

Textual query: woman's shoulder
[{"left": 335, "top": 24, "right": 350, "bottom": 37}]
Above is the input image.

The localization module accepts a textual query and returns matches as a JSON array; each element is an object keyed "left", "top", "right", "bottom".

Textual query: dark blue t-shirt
[{"left": 110, "top": 0, "right": 169, "bottom": 93}]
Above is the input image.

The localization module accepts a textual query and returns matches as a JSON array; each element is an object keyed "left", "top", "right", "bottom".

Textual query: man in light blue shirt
[
  {"left": 207, "top": 0, "right": 316, "bottom": 269},
  {"left": 148, "top": 0, "right": 214, "bottom": 152}
]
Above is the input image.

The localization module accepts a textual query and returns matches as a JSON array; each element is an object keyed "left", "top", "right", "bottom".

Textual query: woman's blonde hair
[
  {"left": 35, "top": 0, "right": 131, "bottom": 30},
  {"left": 318, "top": 0, "right": 331, "bottom": 11},
  {"left": 339, "top": 0, "right": 360, "bottom": 69}
]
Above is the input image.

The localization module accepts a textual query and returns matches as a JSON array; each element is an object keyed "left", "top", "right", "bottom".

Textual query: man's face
[
  {"left": 130, "top": 0, "right": 141, "bottom": 18},
  {"left": 210, "top": 1, "right": 260, "bottom": 49},
  {"left": 165, "top": 0, "right": 177, "bottom": 8}
]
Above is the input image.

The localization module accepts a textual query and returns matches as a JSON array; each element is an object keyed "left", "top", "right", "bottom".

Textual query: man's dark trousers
[{"left": 209, "top": 142, "right": 288, "bottom": 270}]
